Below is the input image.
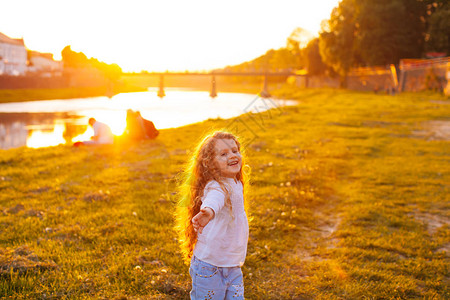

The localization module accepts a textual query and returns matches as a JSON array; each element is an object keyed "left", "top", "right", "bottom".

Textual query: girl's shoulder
[
  {"left": 205, "top": 180, "right": 221, "bottom": 191},
  {"left": 205, "top": 179, "right": 239, "bottom": 194},
  {"left": 202, "top": 181, "right": 226, "bottom": 202}
]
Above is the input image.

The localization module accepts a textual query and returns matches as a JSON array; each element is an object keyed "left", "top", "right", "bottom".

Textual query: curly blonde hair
[{"left": 175, "top": 131, "right": 249, "bottom": 262}]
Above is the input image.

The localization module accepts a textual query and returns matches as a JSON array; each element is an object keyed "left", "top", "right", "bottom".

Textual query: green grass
[{"left": 0, "top": 87, "right": 449, "bottom": 299}]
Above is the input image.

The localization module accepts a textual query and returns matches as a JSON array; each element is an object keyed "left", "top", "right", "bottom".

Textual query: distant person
[
  {"left": 126, "top": 109, "right": 146, "bottom": 140},
  {"left": 73, "top": 118, "right": 114, "bottom": 146},
  {"left": 137, "top": 111, "right": 159, "bottom": 139},
  {"left": 126, "top": 110, "right": 159, "bottom": 140}
]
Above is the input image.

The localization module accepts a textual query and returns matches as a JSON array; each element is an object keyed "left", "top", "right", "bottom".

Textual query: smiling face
[{"left": 214, "top": 138, "right": 242, "bottom": 178}]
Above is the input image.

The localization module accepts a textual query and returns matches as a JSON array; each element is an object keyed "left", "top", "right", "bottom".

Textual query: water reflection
[
  {"left": 0, "top": 121, "right": 28, "bottom": 149},
  {"left": 0, "top": 113, "right": 86, "bottom": 149},
  {"left": 0, "top": 90, "right": 296, "bottom": 150}
]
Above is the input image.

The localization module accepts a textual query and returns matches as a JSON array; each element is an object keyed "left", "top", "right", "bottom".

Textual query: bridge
[{"left": 127, "top": 71, "right": 296, "bottom": 98}]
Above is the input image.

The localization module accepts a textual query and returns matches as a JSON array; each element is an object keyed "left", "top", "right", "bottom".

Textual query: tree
[
  {"left": 287, "top": 27, "right": 313, "bottom": 70},
  {"left": 304, "top": 38, "right": 328, "bottom": 76},
  {"left": 357, "top": 0, "right": 426, "bottom": 65},
  {"left": 61, "top": 45, "right": 88, "bottom": 68},
  {"left": 425, "top": 2, "right": 450, "bottom": 53},
  {"left": 287, "top": 27, "right": 314, "bottom": 50},
  {"left": 319, "top": 0, "right": 359, "bottom": 84},
  {"left": 61, "top": 45, "right": 122, "bottom": 79},
  {"left": 318, "top": 0, "right": 435, "bottom": 86},
  {"left": 269, "top": 48, "right": 297, "bottom": 71}
]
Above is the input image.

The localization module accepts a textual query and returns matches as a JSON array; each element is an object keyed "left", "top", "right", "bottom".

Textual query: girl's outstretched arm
[{"left": 192, "top": 207, "right": 215, "bottom": 234}]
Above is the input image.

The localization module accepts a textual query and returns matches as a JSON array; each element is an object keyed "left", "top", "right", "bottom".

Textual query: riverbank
[
  {"left": 0, "top": 74, "right": 266, "bottom": 104},
  {"left": 1, "top": 87, "right": 449, "bottom": 298},
  {"left": 0, "top": 84, "right": 147, "bottom": 104}
]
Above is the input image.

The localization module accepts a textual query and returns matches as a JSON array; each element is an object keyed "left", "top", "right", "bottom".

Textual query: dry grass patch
[{"left": 0, "top": 245, "right": 58, "bottom": 276}]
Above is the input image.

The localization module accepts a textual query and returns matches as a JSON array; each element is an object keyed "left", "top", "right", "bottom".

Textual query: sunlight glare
[
  {"left": 0, "top": 1, "right": 340, "bottom": 72},
  {"left": 71, "top": 111, "right": 127, "bottom": 143},
  {"left": 27, "top": 124, "right": 66, "bottom": 148}
]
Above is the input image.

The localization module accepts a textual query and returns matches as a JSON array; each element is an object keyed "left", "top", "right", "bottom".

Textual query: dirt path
[{"left": 412, "top": 120, "right": 450, "bottom": 141}]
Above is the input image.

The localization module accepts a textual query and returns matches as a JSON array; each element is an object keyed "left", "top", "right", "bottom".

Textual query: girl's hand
[{"left": 192, "top": 208, "right": 214, "bottom": 234}]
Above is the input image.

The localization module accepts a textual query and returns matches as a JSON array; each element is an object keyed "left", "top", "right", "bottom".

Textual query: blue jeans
[{"left": 189, "top": 256, "right": 244, "bottom": 299}]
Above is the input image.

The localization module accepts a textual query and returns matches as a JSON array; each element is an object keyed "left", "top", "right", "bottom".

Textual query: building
[
  {"left": 0, "top": 32, "right": 27, "bottom": 76},
  {"left": 28, "top": 51, "right": 63, "bottom": 75}
]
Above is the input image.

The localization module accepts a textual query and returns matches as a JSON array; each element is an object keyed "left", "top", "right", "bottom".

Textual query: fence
[
  {"left": 399, "top": 57, "right": 449, "bottom": 93},
  {"left": 294, "top": 56, "right": 449, "bottom": 94}
]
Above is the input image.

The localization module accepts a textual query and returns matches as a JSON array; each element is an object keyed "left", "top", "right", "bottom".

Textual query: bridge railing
[{"left": 129, "top": 71, "right": 295, "bottom": 98}]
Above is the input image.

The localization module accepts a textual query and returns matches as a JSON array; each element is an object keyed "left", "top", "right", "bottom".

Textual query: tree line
[
  {"left": 61, "top": 45, "right": 122, "bottom": 81},
  {"left": 220, "top": 0, "right": 449, "bottom": 86}
]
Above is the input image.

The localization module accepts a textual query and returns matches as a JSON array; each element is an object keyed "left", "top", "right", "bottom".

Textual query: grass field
[{"left": 0, "top": 87, "right": 449, "bottom": 299}]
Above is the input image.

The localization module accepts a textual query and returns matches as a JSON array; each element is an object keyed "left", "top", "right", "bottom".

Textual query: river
[{"left": 0, "top": 89, "right": 295, "bottom": 150}]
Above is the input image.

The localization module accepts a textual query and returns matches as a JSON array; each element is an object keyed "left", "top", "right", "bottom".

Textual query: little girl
[{"left": 176, "top": 131, "right": 250, "bottom": 300}]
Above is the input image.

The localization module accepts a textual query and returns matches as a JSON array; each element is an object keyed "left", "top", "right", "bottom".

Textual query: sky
[{"left": 0, "top": 0, "right": 340, "bottom": 72}]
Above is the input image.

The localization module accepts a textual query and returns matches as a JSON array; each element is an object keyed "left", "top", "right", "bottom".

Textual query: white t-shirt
[
  {"left": 193, "top": 178, "right": 249, "bottom": 267},
  {"left": 93, "top": 121, "right": 114, "bottom": 144}
]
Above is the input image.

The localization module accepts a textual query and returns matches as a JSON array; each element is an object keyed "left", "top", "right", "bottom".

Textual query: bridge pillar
[
  {"left": 157, "top": 75, "right": 165, "bottom": 98},
  {"left": 210, "top": 75, "right": 217, "bottom": 98},
  {"left": 260, "top": 75, "right": 271, "bottom": 98}
]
